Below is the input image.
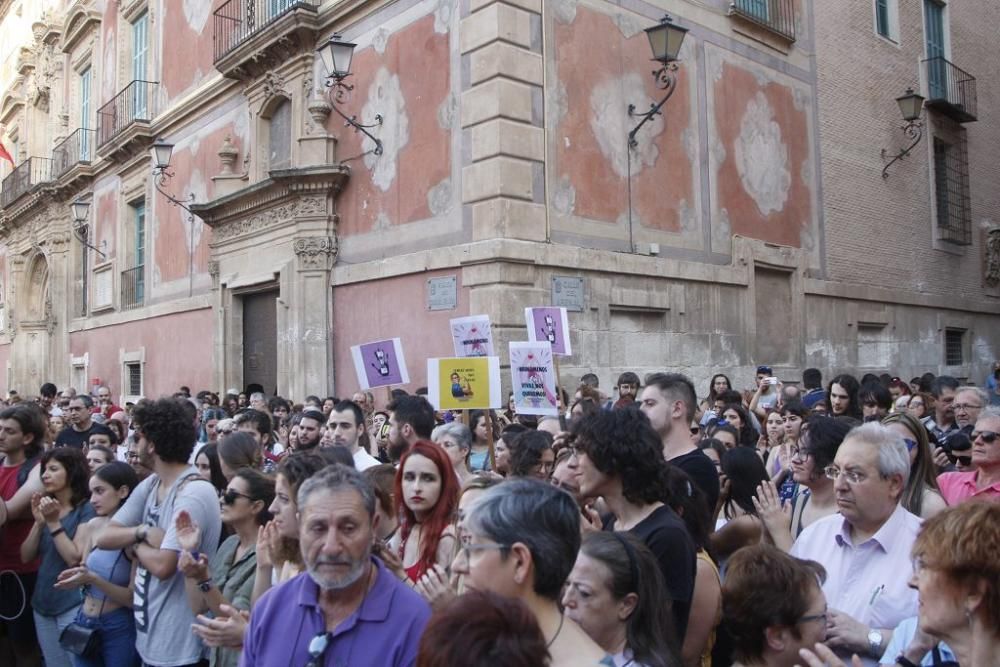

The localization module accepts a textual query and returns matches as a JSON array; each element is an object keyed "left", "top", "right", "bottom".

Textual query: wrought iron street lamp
[
  {"left": 881, "top": 88, "right": 925, "bottom": 179},
  {"left": 627, "top": 15, "right": 689, "bottom": 149},
  {"left": 316, "top": 33, "right": 384, "bottom": 156},
  {"left": 68, "top": 197, "right": 106, "bottom": 259}
]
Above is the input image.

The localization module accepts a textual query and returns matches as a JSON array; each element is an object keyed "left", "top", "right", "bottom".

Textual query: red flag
[{"left": 0, "top": 141, "right": 13, "bottom": 166}]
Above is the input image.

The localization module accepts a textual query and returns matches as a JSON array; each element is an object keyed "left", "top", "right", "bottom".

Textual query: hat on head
[{"left": 756, "top": 365, "right": 773, "bottom": 375}]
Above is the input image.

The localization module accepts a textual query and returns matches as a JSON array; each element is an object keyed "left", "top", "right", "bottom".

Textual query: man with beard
[
  {"left": 242, "top": 464, "right": 430, "bottom": 666},
  {"left": 639, "top": 372, "right": 720, "bottom": 514},
  {"left": 613, "top": 371, "right": 640, "bottom": 409},
  {"left": 296, "top": 409, "right": 326, "bottom": 451},
  {"left": 386, "top": 396, "right": 435, "bottom": 463},
  {"left": 96, "top": 397, "right": 221, "bottom": 667}
]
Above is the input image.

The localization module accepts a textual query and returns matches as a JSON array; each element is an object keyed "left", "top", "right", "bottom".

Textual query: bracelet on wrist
[{"left": 49, "top": 526, "right": 65, "bottom": 538}]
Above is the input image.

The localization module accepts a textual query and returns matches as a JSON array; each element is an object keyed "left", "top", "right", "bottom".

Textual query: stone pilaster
[{"left": 460, "top": 0, "right": 547, "bottom": 242}]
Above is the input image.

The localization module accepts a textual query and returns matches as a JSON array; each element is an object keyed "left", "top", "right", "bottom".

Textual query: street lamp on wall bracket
[
  {"left": 316, "top": 34, "right": 384, "bottom": 157},
  {"left": 627, "top": 15, "right": 689, "bottom": 150},
  {"left": 151, "top": 139, "right": 197, "bottom": 214},
  {"left": 881, "top": 88, "right": 925, "bottom": 179},
  {"left": 68, "top": 198, "right": 107, "bottom": 259},
  {"left": 625, "top": 14, "right": 689, "bottom": 253}
]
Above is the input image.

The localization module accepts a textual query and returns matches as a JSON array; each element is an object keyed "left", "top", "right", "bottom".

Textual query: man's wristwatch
[
  {"left": 868, "top": 629, "right": 884, "bottom": 658},
  {"left": 197, "top": 579, "right": 213, "bottom": 593}
]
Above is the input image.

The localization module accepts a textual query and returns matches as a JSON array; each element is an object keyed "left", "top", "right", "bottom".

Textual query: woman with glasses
[
  {"left": 508, "top": 430, "right": 556, "bottom": 480},
  {"left": 389, "top": 441, "right": 459, "bottom": 585},
  {"left": 432, "top": 422, "right": 475, "bottom": 487},
  {"left": 53, "top": 461, "right": 140, "bottom": 667},
  {"left": 176, "top": 468, "right": 274, "bottom": 667},
  {"left": 880, "top": 413, "right": 946, "bottom": 518},
  {"left": 562, "top": 531, "right": 681, "bottom": 667},
  {"left": 906, "top": 392, "right": 934, "bottom": 421},
  {"left": 721, "top": 543, "right": 829, "bottom": 667},
  {"left": 755, "top": 416, "right": 852, "bottom": 551}
]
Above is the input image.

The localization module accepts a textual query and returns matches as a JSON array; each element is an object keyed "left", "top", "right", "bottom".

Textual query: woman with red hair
[{"left": 389, "top": 441, "right": 460, "bottom": 584}]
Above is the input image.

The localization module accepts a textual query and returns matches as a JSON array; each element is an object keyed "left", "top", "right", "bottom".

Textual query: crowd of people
[{"left": 0, "top": 366, "right": 998, "bottom": 667}]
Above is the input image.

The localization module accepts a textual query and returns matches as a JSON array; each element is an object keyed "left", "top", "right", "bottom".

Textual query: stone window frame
[
  {"left": 119, "top": 346, "right": 146, "bottom": 404},
  {"left": 873, "top": 0, "right": 901, "bottom": 45}
]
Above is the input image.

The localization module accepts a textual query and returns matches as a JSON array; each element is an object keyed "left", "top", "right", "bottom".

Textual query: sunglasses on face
[
  {"left": 222, "top": 489, "right": 253, "bottom": 505},
  {"left": 948, "top": 454, "right": 972, "bottom": 467},
  {"left": 971, "top": 431, "right": 999, "bottom": 445}
]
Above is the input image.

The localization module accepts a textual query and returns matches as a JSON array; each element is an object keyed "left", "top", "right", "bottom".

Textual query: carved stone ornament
[
  {"left": 293, "top": 236, "right": 338, "bottom": 271},
  {"left": 306, "top": 90, "right": 331, "bottom": 136},
  {"left": 985, "top": 227, "right": 1000, "bottom": 288},
  {"left": 212, "top": 200, "right": 300, "bottom": 241},
  {"left": 262, "top": 70, "right": 288, "bottom": 101},
  {"left": 208, "top": 260, "right": 220, "bottom": 278}
]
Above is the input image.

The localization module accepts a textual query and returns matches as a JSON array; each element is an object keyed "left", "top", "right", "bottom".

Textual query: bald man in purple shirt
[{"left": 241, "top": 465, "right": 430, "bottom": 667}]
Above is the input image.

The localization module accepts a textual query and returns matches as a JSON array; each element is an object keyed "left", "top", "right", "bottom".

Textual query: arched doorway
[{"left": 12, "top": 252, "right": 53, "bottom": 392}]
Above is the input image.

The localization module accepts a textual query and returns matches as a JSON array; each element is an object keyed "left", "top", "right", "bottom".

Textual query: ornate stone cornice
[
  {"left": 190, "top": 164, "right": 348, "bottom": 245},
  {"left": 61, "top": 2, "right": 100, "bottom": 55},
  {"left": 214, "top": 3, "right": 321, "bottom": 82}
]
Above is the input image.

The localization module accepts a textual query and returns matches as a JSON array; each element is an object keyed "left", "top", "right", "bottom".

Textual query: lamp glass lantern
[
  {"left": 70, "top": 198, "right": 90, "bottom": 224},
  {"left": 896, "top": 88, "right": 925, "bottom": 122},
  {"left": 318, "top": 34, "right": 356, "bottom": 79},
  {"left": 645, "top": 15, "right": 688, "bottom": 64},
  {"left": 152, "top": 139, "right": 174, "bottom": 171}
]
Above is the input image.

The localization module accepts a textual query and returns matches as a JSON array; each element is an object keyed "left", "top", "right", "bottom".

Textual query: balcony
[
  {"left": 97, "top": 80, "right": 158, "bottom": 160},
  {"left": 924, "top": 57, "right": 977, "bottom": 123},
  {"left": 729, "top": 0, "right": 796, "bottom": 42},
  {"left": 52, "top": 128, "right": 97, "bottom": 179},
  {"left": 1, "top": 157, "right": 51, "bottom": 209},
  {"left": 213, "top": 0, "right": 320, "bottom": 80},
  {"left": 121, "top": 265, "right": 145, "bottom": 310}
]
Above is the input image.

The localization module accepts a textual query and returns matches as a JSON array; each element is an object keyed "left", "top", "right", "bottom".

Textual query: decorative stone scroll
[{"left": 293, "top": 236, "right": 337, "bottom": 271}]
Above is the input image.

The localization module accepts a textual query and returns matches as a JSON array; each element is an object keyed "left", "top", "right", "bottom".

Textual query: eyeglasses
[
  {"left": 457, "top": 541, "right": 509, "bottom": 562},
  {"left": 948, "top": 454, "right": 972, "bottom": 467},
  {"left": 823, "top": 465, "right": 872, "bottom": 484},
  {"left": 953, "top": 404, "right": 983, "bottom": 411},
  {"left": 222, "top": 490, "right": 254, "bottom": 505},
  {"left": 798, "top": 611, "right": 828, "bottom": 625},
  {"left": 306, "top": 631, "right": 331, "bottom": 667},
  {"left": 971, "top": 430, "right": 999, "bottom": 445},
  {"left": 789, "top": 447, "right": 811, "bottom": 461}
]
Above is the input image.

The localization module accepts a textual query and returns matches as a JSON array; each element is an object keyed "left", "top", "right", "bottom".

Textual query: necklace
[{"left": 546, "top": 612, "right": 565, "bottom": 649}]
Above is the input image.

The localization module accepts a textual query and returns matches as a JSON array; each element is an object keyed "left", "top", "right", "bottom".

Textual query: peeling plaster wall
[
  {"left": 335, "top": 13, "right": 453, "bottom": 239},
  {"left": 710, "top": 56, "right": 814, "bottom": 248},
  {"left": 159, "top": 0, "right": 218, "bottom": 103},
  {"left": 551, "top": 6, "right": 696, "bottom": 235},
  {"left": 68, "top": 308, "right": 213, "bottom": 399}
]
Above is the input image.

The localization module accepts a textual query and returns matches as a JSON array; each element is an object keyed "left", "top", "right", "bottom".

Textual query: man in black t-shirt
[
  {"left": 639, "top": 372, "right": 720, "bottom": 513},
  {"left": 55, "top": 395, "right": 100, "bottom": 448}
]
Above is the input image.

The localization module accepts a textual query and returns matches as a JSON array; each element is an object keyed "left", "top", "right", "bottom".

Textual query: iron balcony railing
[
  {"left": 121, "top": 265, "right": 145, "bottom": 310},
  {"left": 730, "top": 0, "right": 796, "bottom": 41},
  {"left": 1, "top": 157, "right": 51, "bottom": 209},
  {"left": 213, "top": 0, "right": 319, "bottom": 62},
  {"left": 52, "top": 128, "right": 97, "bottom": 178},
  {"left": 923, "top": 57, "right": 977, "bottom": 123},
  {"left": 97, "top": 80, "right": 158, "bottom": 148}
]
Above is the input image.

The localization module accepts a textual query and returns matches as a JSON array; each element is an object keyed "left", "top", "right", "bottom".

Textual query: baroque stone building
[{"left": 0, "top": 0, "right": 997, "bottom": 404}]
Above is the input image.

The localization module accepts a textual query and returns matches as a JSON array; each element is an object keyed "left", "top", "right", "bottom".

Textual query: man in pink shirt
[{"left": 938, "top": 407, "right": 1000, "bottom": 504}]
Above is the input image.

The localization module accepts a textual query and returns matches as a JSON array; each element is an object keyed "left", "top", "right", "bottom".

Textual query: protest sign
[
  {"left": 525, "top": 306, "right": 572, "bottom": 356},
  {"left": 426, "top": 356, "right": 502, "bottom": 411},
  {"left": 351, "top": 338, "right": 410, "bottom": 390},
  {"left": 450, "top": 315, "right": 495, "bottom": 357},
  {"left": 509, "top": 342, "right": 559, "bottom": 416}
]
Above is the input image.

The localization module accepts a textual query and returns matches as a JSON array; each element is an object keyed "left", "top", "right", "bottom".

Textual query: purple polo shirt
[{"left": 241, "top": 557, "right": 431, "bottom": 667}]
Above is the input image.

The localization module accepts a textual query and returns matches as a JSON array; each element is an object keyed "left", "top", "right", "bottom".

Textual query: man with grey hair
[
  {"left": 241, "top": 464, "right": 430, "bottom": 666},
  {"left": 952, "top": 386, "right": 987, "bottom": 430},
  {"left": 938, "top": 405, "right": 1000, "bottom": 504},
  {"left": 790, "top": 422, "right": 921, "bottom": 667}
]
